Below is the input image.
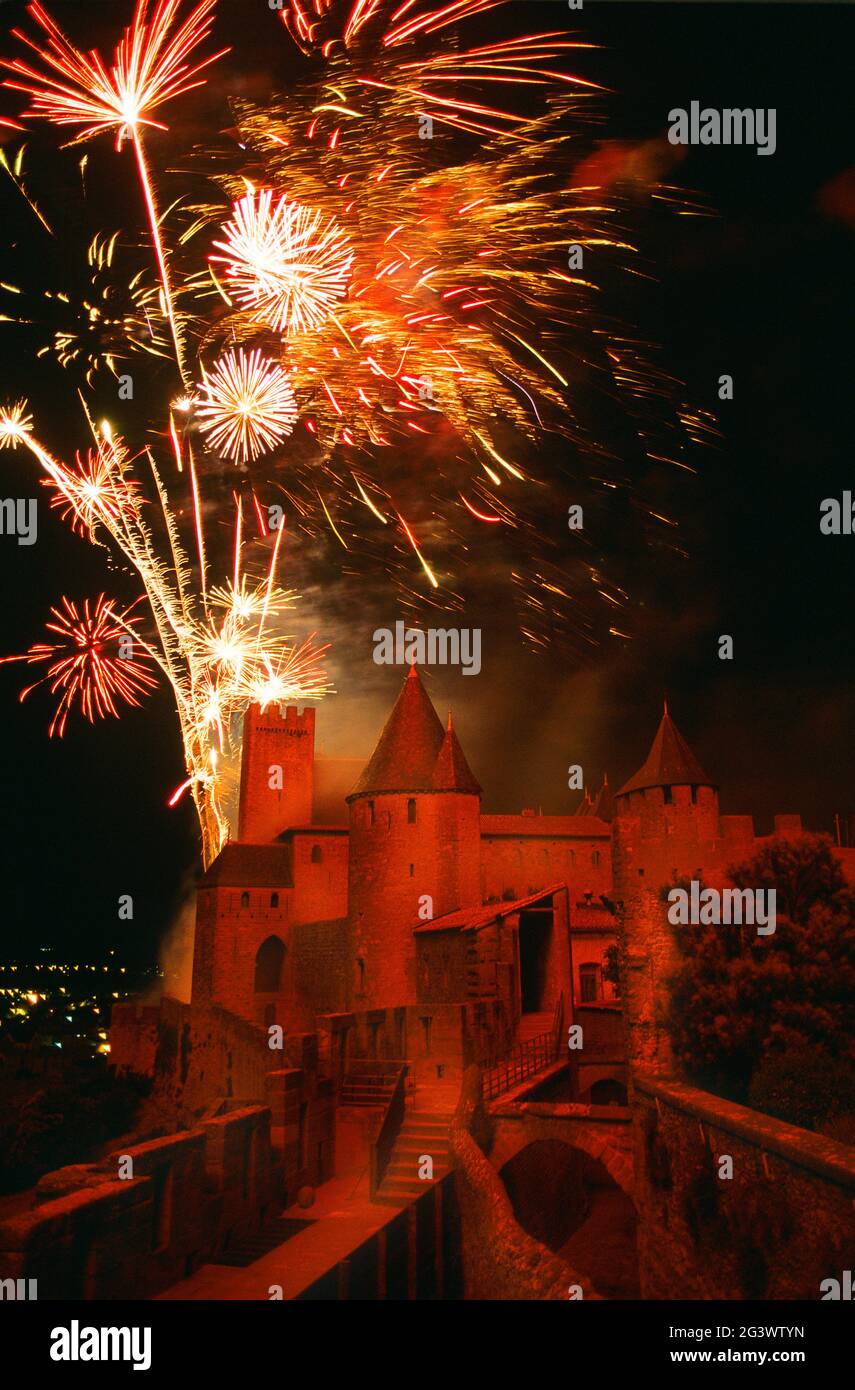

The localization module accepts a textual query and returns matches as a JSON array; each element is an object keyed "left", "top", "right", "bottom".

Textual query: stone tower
[
  {"left": 612, "top": 704, "right": 720, "bottom": 1075},
  {"left": 346, "top": 667, "right": 482, "bottom": 1009},
  {"left": 238, "top": 703, "right": 315, "bottom": 843}
]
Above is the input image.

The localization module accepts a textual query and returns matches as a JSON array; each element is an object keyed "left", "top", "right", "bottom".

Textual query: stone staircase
[{"left": 373, "top": 1109, "right": 453, "bottom": 1206}]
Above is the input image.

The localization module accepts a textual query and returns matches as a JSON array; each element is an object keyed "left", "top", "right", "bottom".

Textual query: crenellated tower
[
  {"left": 612, "top": 704, "right": 721, "bottom": 1075},
  {"left": 238, "top": 703, "right": 315, "bottom": 843}
]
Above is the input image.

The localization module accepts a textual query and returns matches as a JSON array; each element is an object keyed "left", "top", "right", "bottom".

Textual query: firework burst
[
  {"left": 0, "top": 403, "right": 330, "bottom": 864},
  {"left": 196, "top": 346, "right": 299, "bottom": 463},
  {"left": 211, "top": 187, "right": 354, "bottom": 336},
  {"left": 0, "top": 0, "right": 712, "bottom": 865},
  {"left": 2, "top": 0, "right": 229, "bottom": 381},
  {"left": 0, "top": 594, "right": 157, "bottom": 738},
  {"left": 176, "top": 0, "right": 711, "bottom": 636}
]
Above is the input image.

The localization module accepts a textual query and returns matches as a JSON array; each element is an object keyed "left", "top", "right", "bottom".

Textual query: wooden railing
[
  {"left": 481, "top": 993, "right": 564, "bottom": 1103},
  {"left": 369, "top": 1064, "right": 408, "bottom": 1198}
]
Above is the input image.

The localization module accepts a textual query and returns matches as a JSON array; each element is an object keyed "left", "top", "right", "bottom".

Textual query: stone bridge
[{"left": 486, "top": 1096, "right": 635, "bottom": 1197}]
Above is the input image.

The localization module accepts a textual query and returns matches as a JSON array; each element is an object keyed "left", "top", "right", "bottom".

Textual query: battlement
[
  {"left": 238, "top": 703, "right": 316, "bottom": 843},
  {"left": 242, "top": 703, "right": 316, "bottom": 738}
]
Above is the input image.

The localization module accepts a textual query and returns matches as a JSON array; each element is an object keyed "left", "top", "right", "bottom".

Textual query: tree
[{"left": 665, "top": 835, "right": 855, "bottom": 1115}]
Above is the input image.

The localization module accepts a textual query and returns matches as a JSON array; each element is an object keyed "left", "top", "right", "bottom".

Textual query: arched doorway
[
  {"left": 254, "top": 936, "right": 286, "bottom": 993},
  {"left": 589, "top": 1078, "right": 628, "bottom": 1106},
  {"left": 499, "top": 1139, "right": 639, "bottom": 1298}
]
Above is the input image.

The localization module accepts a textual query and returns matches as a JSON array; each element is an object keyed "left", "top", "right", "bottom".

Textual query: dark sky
[{"left": 0, "top": 1, "right": 853, "bottom": 967}]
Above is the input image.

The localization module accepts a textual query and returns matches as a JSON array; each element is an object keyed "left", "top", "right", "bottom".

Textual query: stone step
[
  {"left": 385, "top": 1163, "right": 450, "bottom": 1183},
  {"left": 377, "top": 1175, "right": 447, "bottom": 1199},
  {"left": 395, "top": 1137, "right": 450, "bottom": 1154}
]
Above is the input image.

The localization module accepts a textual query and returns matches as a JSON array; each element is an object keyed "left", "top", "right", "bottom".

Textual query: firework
[
  {"left": 0, "top": 226, "right": 172, "bottom": 386},
  {"left": 196, "top": 346, "right": 299, "bottom": 463},
  {"left": 0, "top": 594, "right": 157, "bottom": 738},
  {"left": 42, "top": 438, "right": 146, "bottom": 538},
  {"left": 0, "top": 403, "right": 330, "bottom": 865},
  {"left": 0, "top": 0, "right": 709, "bottom": 868},
  {"left": 2, "top": 0, "right": 229, "bottom": 381},
  {"left": 211, "top": 188, "right": 354, "bottom": 336},
  {"left": 180, "top": 0, "right": 707, "bottom": 627}
]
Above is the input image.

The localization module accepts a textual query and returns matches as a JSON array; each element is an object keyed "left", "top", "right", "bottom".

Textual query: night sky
[{"left": 0, "top": 1, "right": 852, "bottom": 970}]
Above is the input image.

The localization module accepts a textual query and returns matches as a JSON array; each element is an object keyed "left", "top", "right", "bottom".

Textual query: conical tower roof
[
  {"left": 617, "top": 705, "right": 714, "bottom": 796},
  {"left": 590, "top": 774, "right": 615, "bottom": 823},
  {"left": 432, "top": 712, "right": 482, "bottom": 795},
  {"left": 351, "top": 665, "right": 445, "bottom": 796}
]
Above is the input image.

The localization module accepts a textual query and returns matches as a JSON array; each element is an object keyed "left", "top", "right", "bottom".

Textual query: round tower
[
  {"left": 612, "top": 703, "right": 720, "bottom": 1075},
  {"left": 346, "top": 667, "right": 481, "bottom": 1009}
]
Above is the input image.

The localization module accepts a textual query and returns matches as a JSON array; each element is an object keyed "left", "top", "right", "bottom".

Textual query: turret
[
  {"left": 346, "top": 668, "right": 481, "bottom": 1009},
  {"left": 612, "top": 704, "right": 720, "bottom": 1075}
]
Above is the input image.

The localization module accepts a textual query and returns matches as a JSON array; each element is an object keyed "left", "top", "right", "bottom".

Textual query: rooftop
[
  {"left": 350, "top": 666, "right": 445, "bottom": 797},
  {"left": 201, "top": 842, "right": 293, "bottom": 888},
  {"left": 414, "top": 884, "right": 566, "bottom": 935},
  {"left": 618, "top": 705, "right": 714, "bottom": 797}
]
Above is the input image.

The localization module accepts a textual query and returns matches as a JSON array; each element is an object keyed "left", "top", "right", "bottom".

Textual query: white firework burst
[
  {"left": 196, "top": 346, "right": 298, "bottom": 462},
  {"left": 211, "top": 187, "right": 354, "bottom": 335}
]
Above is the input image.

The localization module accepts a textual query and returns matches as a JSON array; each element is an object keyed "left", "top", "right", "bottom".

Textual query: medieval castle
[
  {"left": 130, "top": 663, "right": 844, "bottom": 1113},
  {"left": 12, "top": 662, "right": 852, "bottom": 1301}
]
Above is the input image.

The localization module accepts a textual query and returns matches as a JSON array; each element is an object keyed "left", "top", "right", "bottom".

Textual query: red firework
[{"left": 1, "top": 594, "right": 158, "bottom": 737}]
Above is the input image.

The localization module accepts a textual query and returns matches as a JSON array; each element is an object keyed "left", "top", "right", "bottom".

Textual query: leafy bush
[{"left": 665, "top": 835, "right": 855, "bottom": 1106}]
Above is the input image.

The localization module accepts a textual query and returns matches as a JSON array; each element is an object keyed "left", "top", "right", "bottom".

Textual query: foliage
[{"left": 665, "top": 835, "right": 855, "bottom": 1119}]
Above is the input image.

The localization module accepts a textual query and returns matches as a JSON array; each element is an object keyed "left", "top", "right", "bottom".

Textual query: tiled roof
[
  {"left": 350, "top": 666, "right": 445, "bottom": 796},
  {"left": 618, "top": 707, "right": 713, "bottom": 796},
  {"left": 201, "top": 842, "right": 293, "bottom": 888},
  {"left": 431, "top": 716, "right": 481, "bottom": 794}
]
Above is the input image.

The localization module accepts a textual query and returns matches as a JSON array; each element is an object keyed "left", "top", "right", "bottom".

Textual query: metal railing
[
  {"left": 481, "top": 993, "right": 564, "bottom": 1102},
  {"left": 369, "top": 1064, "right": 408, "bottom": 1198}
]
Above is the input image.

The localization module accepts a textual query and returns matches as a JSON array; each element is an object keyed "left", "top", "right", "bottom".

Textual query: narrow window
[
  {"left": 240, "top": 891, "right": 250, "bottom": 909},
  {"left": 663, "top": 785, "right": 673, "bottom": 804},
  {"left": 579, "top": 964, "right": 600, "bottom": 1003},
  {"left": 407, "top": 798, "right": 416, "bottom": 824},
  {"left": 690, "top": 785, "right": 698, "bottom": 804},
  {"left": 270, "top": 892, "right": 279, "bottom": 908},
  {"left": 368, "top": 800, "right": 375, "bottom": 826},
  {"left": 310, "top": 844, "right": 322, "bottom": 864},
  {"left": 592, "top": 850, "right": 600, "bottom": 867}
]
